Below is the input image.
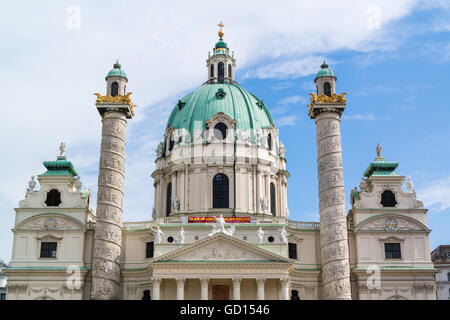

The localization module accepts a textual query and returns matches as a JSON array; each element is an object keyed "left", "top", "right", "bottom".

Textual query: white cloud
[
  {"left": 342, "top": 114, "right": 377, "bottom": 120},
  {"left": 0, "top": 0, "right": 443, "bottom": 261},
  {"left": 276, "top": 115, "right": 299, "bottom": 127},
  {"left": 416, "top": 177, "right": 450, "bottom": 211},
  {"left": 278, "top": 95, "right": 306, "bottom": 106},
  {"left": 242, "top": 56, "right": 328, "bottom": 80}
]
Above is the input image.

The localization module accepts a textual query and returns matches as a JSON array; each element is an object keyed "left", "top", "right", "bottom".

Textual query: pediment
[
  {"left": 356, "top": 215, "right": 428, "bottom": 232},
  {"left": 15, "top": 214, "right": 84, "bottom": 231},
  {"left": 152, "top": 233, "right": 291, "bottom": 263}
]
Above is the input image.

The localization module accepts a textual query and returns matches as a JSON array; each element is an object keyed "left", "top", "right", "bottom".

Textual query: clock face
[
  {"left": 44, "top": 217, "right": 57, "bottom": 230},
  {"left": 384, "top": 218, "right": 398, "bottom": 231}
]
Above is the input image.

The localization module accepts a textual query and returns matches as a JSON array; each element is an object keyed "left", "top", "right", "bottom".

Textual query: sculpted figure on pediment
[{"left": 177, "top": 242, "right": 265, "bottom": 261}]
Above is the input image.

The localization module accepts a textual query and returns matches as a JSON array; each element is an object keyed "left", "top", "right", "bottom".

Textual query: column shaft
[
  {"left": 256, "top": 278, "right": 265, "bottom": 300},
  {"left": 280, "top": 278, "right": 289, "bottom": 300},
  {"left": 200, "top": 278, "right": 209, "bottom": 300},
  {"left": 232, "top": 278, "right": 241, "bottom": 300},
  {"left": 90, "top": 111, "right": 127, "bottom": 300},
  {"left": 152, "top": 279, "right": 161, "bottom": 300},
  {"left": 176, "top": 278, "right": 185, "bottom": 300},
  {"left": 315, "top": 111, "right": 351, "bottom": 299}
]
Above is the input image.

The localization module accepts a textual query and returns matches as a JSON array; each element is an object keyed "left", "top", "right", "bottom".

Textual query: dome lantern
[{"left": 206, "top": 22, "right": 236, "bottom": 84}]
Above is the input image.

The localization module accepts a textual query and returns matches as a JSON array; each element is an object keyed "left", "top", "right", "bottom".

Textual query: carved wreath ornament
[{"left": 44, "top": 217, "right": 57, "bottom": 231}]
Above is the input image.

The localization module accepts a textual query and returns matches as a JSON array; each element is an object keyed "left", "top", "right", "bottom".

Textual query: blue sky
[{"left": 0, "top": 0, "right": 449, "bottom": 262}]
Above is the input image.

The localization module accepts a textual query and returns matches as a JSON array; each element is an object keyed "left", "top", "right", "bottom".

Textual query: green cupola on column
[
  {"left": 105, "top": 60, "right": 128, "bottom": 96},
  {"left": 314, "top": 61, "right": 337, "bottom": 97}
]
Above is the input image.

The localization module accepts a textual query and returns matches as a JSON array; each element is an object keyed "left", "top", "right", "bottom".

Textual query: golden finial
[{"left": 218, "top": 21, "right": 224, "bottom": 38}]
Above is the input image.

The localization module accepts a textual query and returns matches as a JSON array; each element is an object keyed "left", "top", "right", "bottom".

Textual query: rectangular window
[
  {"left": 385, "top": 243, "right": 401, "bottom": 259},
  {"left": 0, "top": 293, "right": 6, "bottom": 300},
  {"left": 40, "top": 242, "right": 57, "bottom": 258},
  {"left": 288, "top": 243, "right": 297, "bottom": 259},
  {"left": 146, "top": 242, "right": 154, "bottom": 258}
]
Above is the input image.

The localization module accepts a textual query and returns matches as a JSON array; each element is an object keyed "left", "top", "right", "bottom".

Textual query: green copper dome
[
  {"left": 42, "top": 158, "right": 78, "bottom": 177},
  {"left": 166, "top": 83, "right": 274, "bottom": 142},
  {"left": 106, "top": 61, "right": 128, "bottom": 80},
  {"left": 215, "top": 39, "right": 227, "bottom": 49},
  {"left": 314, "top": 62, "right": 336, "bottom": 82}
]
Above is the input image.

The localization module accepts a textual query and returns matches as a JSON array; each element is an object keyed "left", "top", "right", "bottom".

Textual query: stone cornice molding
[{"left": 377, "top": 235, "right": 405, "bottom": 242}]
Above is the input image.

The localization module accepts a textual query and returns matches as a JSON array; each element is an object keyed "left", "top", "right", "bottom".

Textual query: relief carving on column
[
  {"left": 91, "top": 112, "right": 127, "bottom": 300},
  {"left": 314, "top": 113, "right": 351, "bottom": 299}
]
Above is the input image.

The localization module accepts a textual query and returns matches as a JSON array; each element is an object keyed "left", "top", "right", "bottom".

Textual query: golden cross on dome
[{"left": 218, "top": 21, "right": 224, "bottom": 38}]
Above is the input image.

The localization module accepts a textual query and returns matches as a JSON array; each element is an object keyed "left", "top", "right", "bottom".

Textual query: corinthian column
[
  {"left": 308, "top": 98, "right": 351, "bottom": 300},
  {"left": 90, "top": 93, "right": 134, "bottom": 300}
]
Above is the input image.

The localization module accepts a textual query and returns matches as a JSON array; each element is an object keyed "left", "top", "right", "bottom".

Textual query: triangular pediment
[{"left": 151, "top": 233, "right": 291, "bottom": 263}]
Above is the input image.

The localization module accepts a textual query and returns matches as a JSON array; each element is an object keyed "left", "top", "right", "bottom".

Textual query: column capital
[
  {"left": 151, "top": 277, "right": 161, "bottom": 284},
  {"left": 309, "top": 103, "right": 346, "bottom": 119},
  {"left": 280, "top": 278, "right": 290, "bottom": 286},
  {"left": 200, "top": 278, "right": 210, "bottom": 284},
  {"left": 256, "top": 278, "right": 266, "bottom": 285},
  {"left": 232, "top": 278, "right": 242, "bottom": 285},
  {"left": 176, "top": 278, "right": 186, "bottom": 284}
]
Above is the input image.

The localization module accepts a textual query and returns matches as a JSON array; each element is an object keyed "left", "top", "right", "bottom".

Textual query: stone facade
[
  {"left": 3, "top": 33, "right": 438, "bottom": 300},
  {"left": 431, "top": 245, "right": 450, "bottom": 300}
]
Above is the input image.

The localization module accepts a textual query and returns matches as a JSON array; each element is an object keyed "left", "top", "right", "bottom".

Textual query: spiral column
[
  {"left": 309, "top": 99, "right": 351, "bottom": 300},
  {"left": 90, "top": 92, "right": 134, "bottom": 299}
]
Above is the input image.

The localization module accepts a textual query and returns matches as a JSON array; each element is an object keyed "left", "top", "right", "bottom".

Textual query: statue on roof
[
  {"left": 59, "top": 142, "right": 66, "bottom": 157},
  {"left": 257, "top": 227, "right": 265, "bottom": 244},
  {"left": 153, "top": 226, "right": 163, "bottom": 244},
  {"left": 208, "top": 214, "right": 235, "bottom": 237},
  {"left": 27, "top": 176, "right": 36, "bottom": 192},
  {"left": 375, "top": 143, "right": 385, "bottom": 161},
  {"left": 406, "top": 176, "right": 414, "bottom": 193}
]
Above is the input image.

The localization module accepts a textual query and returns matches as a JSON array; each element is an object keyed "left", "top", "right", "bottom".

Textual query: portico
[
  {"left": 150, "top": 276, "right": 291, "bottom": 300},
  {"left": 149, "top": 233, "right": 292, "bottom": 300}
]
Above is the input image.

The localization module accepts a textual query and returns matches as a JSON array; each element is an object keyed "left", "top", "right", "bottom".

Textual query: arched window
[
  {"left": 45, "top": 189, "right": 61, "bottom": 206},
  {"left": 267, "top": 133, "right": 272, "bottom": 151},
  {"left": 214, "top": 123, "right": 228, "bottom": 140},
  {"left": 166, "top": 183, "right": 172, "bottom": 216},
  {"left": 323, "top": 82, "right": 331, "bottom": 97},
  {"left": 213, "top": 174, "right": 229, "bottom": 208},
  {"left": 228, "top": 64, "right": 232, "bottom": 78},
  {"left": 210, "top": 64, "right": 214, "bottom": 79},
  {"left": 270, "top": 183, "right": 276, "bottom": 216},
  {"left": 168, "top": 135, "right": 174, "bottom": 151},
  {"left": 111, "top": 82, "right": 119, "bottom": 97},
  {"left": 381, "top": 190, "right": 397, "bottom": 207},
  {"left": 218, "top": 62, "right": 224, "bottom": 82}
]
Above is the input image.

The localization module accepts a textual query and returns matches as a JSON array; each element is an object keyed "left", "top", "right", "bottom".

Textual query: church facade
[{"left": 4, "top": 27, "right": 437, "bottom": 300}]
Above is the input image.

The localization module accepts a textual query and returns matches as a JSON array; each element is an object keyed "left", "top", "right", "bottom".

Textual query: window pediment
[
  {"left": 15, "top": 214, "right": 84, "bottom": 231},
  {"left": 356, "top": 215, "right": 427, "bottom": 232}
]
